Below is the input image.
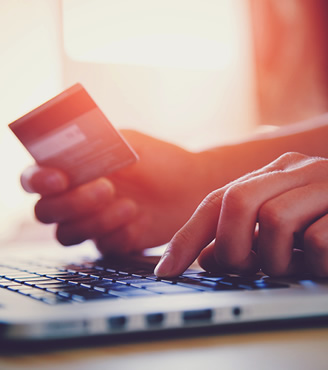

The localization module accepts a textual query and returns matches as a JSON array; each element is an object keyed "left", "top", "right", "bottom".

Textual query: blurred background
[{"left": 1, "top": 0, "right": 328, "bottom": 244}]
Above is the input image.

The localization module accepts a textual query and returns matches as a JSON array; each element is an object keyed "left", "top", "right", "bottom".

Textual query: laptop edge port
[
  {"left": 108, "top": 316, "right": 127, "bottom": 330},
  {"left": 183, "top": 309, "right": 212, "bottom": 323},
  {"left": 232, "top": 307, "right": 242, "bottom": 317},
  {"left": 146, "top": 313, "right": 165, "bottom": 327}
]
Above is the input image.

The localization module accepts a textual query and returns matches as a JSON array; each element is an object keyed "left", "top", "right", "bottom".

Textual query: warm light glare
[
  {"left": 1, "top": 0, "right": 258, "bottom": 243},
  {"left": 63, "top": 0, "right": 240, "bottom": 69},
  {"left": 62, "top": 0, "right": 258, "bottom": 150},
  {"left": 0, "top": 0, "right": 63, "bottom": 241}
]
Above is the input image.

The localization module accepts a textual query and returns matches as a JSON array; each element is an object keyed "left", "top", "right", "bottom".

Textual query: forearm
[{"left": 196, "top": 113, "right": 328, "bottom": 190}]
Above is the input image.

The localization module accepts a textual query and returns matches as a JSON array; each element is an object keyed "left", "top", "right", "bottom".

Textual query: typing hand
[{"left": 155, "top": 152, "right": 328, "bottom": 278}]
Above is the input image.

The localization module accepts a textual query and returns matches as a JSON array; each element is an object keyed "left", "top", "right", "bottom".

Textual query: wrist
[{"left": 193, "top": 148, "right": 228, "bottom": 196}]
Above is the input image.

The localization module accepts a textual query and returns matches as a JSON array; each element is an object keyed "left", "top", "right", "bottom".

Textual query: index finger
[
  {"left": 154, "top": 165, "right": 270, "bottom": 277},
  {"left": 154, "top": 190, "right": 224, "bottom": 277},
  {"left": 154, "top": 158, "right": 318, "bottom": 277}
]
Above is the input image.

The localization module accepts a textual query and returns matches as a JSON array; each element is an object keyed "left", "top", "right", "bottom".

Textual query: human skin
[
  {"left": 21, "top": 130, "right": 219, "bottom": 255},
  {"left": 21, "top": 114, "right": 328, "bottom": 276},
  {"left": 154, "top": 152, "right": 328, "bottom": 278}
]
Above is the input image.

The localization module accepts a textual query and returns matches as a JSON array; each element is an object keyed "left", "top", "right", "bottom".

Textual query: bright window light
[
  {"left": 62, "top": 0, "right": 257, "bottom": 150},
  {"left": 63, "top": 0, "right": 244, "bottom": 70}
]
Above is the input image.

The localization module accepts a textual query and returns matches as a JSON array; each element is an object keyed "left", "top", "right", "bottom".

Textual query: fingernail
[
  {"left": 154, "top": 253, "right": 175, "bottom": 277},
  {"left": 44, "top": 173, "right": 67, "bottom": 192}
]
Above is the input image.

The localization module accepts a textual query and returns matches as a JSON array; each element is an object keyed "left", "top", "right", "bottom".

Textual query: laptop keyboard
[{"left": 0, "top": 257, "right": 289, "bottom": 305}]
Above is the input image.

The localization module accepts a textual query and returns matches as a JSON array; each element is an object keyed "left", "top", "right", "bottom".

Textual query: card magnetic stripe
[{"left": 9, "top": 84, "right": 95, "bottom": 142}]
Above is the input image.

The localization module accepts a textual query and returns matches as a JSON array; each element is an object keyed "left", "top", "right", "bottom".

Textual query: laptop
[
  {"left": 3, "top": 84, "right": 328, "bottom": 342},
  {"left": 1, "top": 238, "right": 328, "bottom": 342}
]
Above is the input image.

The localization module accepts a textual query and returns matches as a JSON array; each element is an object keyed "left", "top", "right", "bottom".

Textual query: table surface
[{"left": 1, "top": 325, "right": 328, "bottom": 370}]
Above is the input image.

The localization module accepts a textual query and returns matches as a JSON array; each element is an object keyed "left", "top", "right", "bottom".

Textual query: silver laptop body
[{"left": 1, "top": 241, "right": 328, "bottom": 341}]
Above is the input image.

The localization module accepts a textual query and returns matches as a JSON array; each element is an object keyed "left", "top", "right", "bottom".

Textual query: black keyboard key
[
  {"left": 144, "top": 283, "right": 199, "bottom": 294},
  {"left": 130, "top": 280, "right": 172, "bottom": 289},
  {"left": 70, "top": 290, "right": 118, "bottom": 302},
  {"left": 110, "top": 288, "right": 157, "bottom": 297},
  {"left": 22, "top": 279, "right": 55, "bottom": 287},
  {"left": 17, "top": 277, "right": 53, "bottom": 285},
  {"left": 184, "top": 272, "right": 227, "bottom": 282},
  {"left": 176, "top": 277, "right": 237, "bottom": 291},
  {"left": 29, "top": 289, "right": 71, "bottom": 305},
  {"left": 106, "top": 285, "right": 157, "bottom": 297},
  {"left": 42, "top": 296, "right": 71, "bottom": 305},
  {"left": 29, "top": 290, "right": 59, "bottom": 299},
  {"left": 0, "top": 279, "right": 19, "bottom": 287},
  {"left": 218, "top": 276, "right": 289, "bottom": 290},
  {"left": 17, "top": 286, "right": 41, "bottom": 295},
  {"left": 5, "top": 273, "right": 41, "bottom": 280},
  {"left": 251, "top": 281, "right": 289, "bottom": 289},
  {"left": 65, "top": 265, "right": 99, "bottom": 273},
  {"left": 76, "top": 278, "right": 104, "bottom": 288},
  {"left": 92, "top": 281, "right": 130, "bottom": 293},
  {"left": 120, "top": 268, "right": 156, "bottom": 277},
  {"left": 33, "top": 269, "right": 68, "bottom": 275},
  {"left": 118, "top": 278, "right": 155, "bottom": 286},
  {"left": 90, "top": 271, "right": 121, "bottom": 280},
  {"left": 37, "top": 282, "right": 73, "bottom": 290},
  {"left": 47, "top": 285, "right": 88, "bottom": 295},
  {"left": 45, "top": 272, "right": 78, "bottom": 279},
  {"left": 59, "top": 276, "right": 101, "bottom": 284},
  {"left": 7, "top": 283, "right": 25, "bottom": 292}
]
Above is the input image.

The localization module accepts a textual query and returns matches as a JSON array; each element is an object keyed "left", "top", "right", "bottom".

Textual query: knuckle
[
  {"left": 274, "top": 152, "right": 328, "bottom": 175},
  {"left": 222, "top": 184, "right": 249, "bottom": 212},
  {"left": 279, "top": 152, "right": 307, "bottom": 164},
  {"left": 258, "top": 200, "right": 292, "bottom": 231},
  {"left": 200, "top": 190, "right": 222, "bottom": 210},
  {"left": 270, "top": 152, "right": 308, "bottom": 171}
]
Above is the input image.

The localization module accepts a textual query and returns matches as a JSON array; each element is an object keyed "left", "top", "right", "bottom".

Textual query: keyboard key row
[{"left": 0, "top": 259, "right": 290, "bottom": 306}]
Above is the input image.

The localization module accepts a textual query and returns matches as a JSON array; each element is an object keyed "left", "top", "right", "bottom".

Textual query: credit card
[{"left": 9, "top": 83, "right": 138, "bottom": 187}]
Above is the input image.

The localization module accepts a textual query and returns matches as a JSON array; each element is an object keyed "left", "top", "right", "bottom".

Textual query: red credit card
[{"left": 9, "top": 83, "right": 138, "bottom": 187}]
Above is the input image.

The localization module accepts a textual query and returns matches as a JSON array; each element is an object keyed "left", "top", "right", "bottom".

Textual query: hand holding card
[{"left": 9, "top": 84, "right": 138, "bottom": 187}]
